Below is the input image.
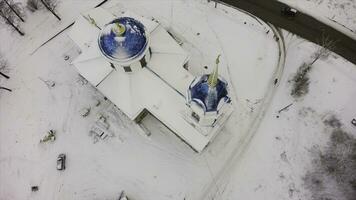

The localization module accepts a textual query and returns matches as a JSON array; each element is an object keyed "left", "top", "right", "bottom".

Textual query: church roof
[
  {"left": 98, "top": 17, "right": 149, "bottom": 63},
  {"left": 189, "top": 75, "right": 229, "bottom": 112}
]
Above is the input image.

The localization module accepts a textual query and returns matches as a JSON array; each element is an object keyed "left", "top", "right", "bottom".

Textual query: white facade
[{"left": 68, "top": 8, "right": 233, "bottom": 152}]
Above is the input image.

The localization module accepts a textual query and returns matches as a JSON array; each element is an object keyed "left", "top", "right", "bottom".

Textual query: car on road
[
  {"left": 57, "top": 153, "right": 66, "bottom": 170},
  {"left": 281, "top": 6, "right": 298, "bottom": 18}
]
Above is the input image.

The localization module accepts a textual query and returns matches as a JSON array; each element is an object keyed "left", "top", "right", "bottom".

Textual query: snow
[
  {"left": 1, "top": 0, "right": 355, "bottom": 200},
  {"left": 279, "top": 0, "right": 356, "bottom": 40},
  {"left": 0, "top": 0, "right": 104, "bottom": 66},
  {"left": 0, "top": 0, "right": 282, "bottom": 199},
  {"left": 210, "top": 31, "right": 356, "bottom": 200}
]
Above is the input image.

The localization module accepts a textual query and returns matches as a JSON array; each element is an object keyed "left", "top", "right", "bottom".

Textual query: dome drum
[
  {"left": 98, "top": 17, "right": 150, "bottom": 73},
  {"left": 112, "top": 48, "right": 151, "bottom": 73},
  {"left": 186, "top": 75, "right": 232, "bottom": 127}
]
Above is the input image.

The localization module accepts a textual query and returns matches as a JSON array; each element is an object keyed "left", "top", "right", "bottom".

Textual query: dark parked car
[
  {"left": 281, "top": 6, "right": 298, "bottom": 18},
  {"left": 57, "top": 154, "right": 66, "bottom": 170}
]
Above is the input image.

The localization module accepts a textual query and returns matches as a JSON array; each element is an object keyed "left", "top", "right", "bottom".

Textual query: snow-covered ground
[
  {"left": 0, "top": 0, "right": 282, "bottom": 199},
  {"left": 280, "top": 0, "right": 356, "bottom": 39},
  {"left": 1, "top": 0, "right": 355, "bottom": 200},
  {"left": 210, "top": 31, "right": 356, "bottom": 200},
  {"left": 0, "top": 0, "right": 103, "bottom": 61}
]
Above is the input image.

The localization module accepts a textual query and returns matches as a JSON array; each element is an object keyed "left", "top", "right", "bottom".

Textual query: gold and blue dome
[
  {"left": 188, "top": 75, "right": 230, "bottom": 112},
  {"left": 188, "top": 55, "right": 231, "bottom": 113},
  {"left": 98, "top": 17, "right": 149, "bottom": 63}
]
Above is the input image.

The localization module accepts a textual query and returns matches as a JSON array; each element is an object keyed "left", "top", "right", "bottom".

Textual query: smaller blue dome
[
  {"left": 189, "top": 75, "right": 230, "bottom": 112},
  {"left": 98, "top": 17, "right": 148, "bottom": 63}
]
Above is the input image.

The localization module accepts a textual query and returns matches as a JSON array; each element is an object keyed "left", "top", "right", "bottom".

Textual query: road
[{"left": 215, "top": 0, "right": 356, "bottom": 65}]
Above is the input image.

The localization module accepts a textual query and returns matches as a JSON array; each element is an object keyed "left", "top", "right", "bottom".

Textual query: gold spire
[
  {"left": 208, "top": 54, "right": 221, "bottom": 87},
  {"left": 113, "top": 23, "right": 126, "bottom": 35}
]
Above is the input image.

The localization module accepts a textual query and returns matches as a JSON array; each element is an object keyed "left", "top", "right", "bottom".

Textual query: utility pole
[{"left": 3, "top": 0, "right": 24, "bottom": 22}]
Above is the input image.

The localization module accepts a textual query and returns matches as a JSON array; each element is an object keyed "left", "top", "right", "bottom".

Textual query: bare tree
[
  {"left": 3, "top": 0, "right": 25, "bottom": 22},
  {"left": 0, "top": 54, "right": 10, "bottom": 79},
  {"left": 310, "top": 32, "right": 337, "bottom": 65},
  {"left": 0, "top": 1, "right": 24, "bottom": 36},
  {"left": 27, "top": 0, "right": 40, "bottom": 12},
  {"left": 291, "top": 32, "right": 336, "bottom": 98},
  {"left": 39, "top": 0, "right": 61, "bottom": 21}
]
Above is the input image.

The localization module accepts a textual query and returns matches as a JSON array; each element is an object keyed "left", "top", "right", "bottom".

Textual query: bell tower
[{"left": 186, "top": 55, "right": 232, "bottom": 128}]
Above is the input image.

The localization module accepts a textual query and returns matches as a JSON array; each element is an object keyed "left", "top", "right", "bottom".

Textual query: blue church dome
[
  {"left": 189, "top": 75, "right": 230, "bottom": 112},
  {"left": 98, "top": 17, "right": 148, "bottom": 63}
]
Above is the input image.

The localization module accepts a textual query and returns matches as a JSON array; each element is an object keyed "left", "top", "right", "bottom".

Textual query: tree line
[{"left": 0, "top": 0, "right": 61, "bottom": 36}]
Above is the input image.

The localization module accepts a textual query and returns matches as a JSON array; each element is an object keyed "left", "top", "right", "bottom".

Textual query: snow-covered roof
[{"left": 68, "top": 7, "right": 226, "bottom": 152}]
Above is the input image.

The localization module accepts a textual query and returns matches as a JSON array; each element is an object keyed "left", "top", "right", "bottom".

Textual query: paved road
[{"left": 215, "top": 0, "right": 356, "bottom": 65}]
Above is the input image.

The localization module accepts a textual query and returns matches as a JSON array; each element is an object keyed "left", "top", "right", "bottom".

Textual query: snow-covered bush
[
  {"left": 26, "top": 0, "right": 40, "bottom": 12},
  {"left": 304, "top": 116, "right": 356, "bottom": 200},
  {"left": 290, "top": 62, "right": 311, "bottom": 98},
  {"left": 1, "top": 0, "right": 25, "bottom": 21},
  {"left": 0, "top": 53, "right": 10, "bottom": 79},
  {"left": 41, "top": 0, "right": 57, "bottom": 10},
  {"left": 290, "top": 33, "right": 336, "bottom": 99},
  {"left": 0, "top": 0, "right": 24, "bottom": 35},
  {"left": 40, "top": 130, "right": 56, "bottom": 143},
  {"left": 0, "top": 53, "right": 8, "bottom": 71},
  {"left": 39, "top": 0, "right": 61, "bottom": 20},
  {"left": 26, "top": 0, "right": 60, "bottom": 20}
]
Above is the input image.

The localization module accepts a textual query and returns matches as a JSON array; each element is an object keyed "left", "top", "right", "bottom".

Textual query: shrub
[
  {"left": 291, "top": 62, "right": 312, "bottom": 98},
  {"left": 26, "top": 0, "right": 39, "bottom": 12},
  {"left": 305, "top": 115, "right": 356, "bottom": 200}
]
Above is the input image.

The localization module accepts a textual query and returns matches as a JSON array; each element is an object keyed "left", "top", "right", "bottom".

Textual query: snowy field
[
  {"left": 210, "top": 31, "right": 356, "bottom": 200},
  {"left": 0, "top": 0, "right": 355, "bottom": 200}
]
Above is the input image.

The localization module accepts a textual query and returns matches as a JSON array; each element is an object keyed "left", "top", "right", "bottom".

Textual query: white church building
[{"left": 68, "top": 8, "right": 233, "bottom": 152}]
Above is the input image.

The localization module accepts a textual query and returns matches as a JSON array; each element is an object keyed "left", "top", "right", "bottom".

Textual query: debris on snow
[
  {"left": 96, "top": 114, "right": 109, "bottom": 130},
  {"left": 277, "top": 103, "right": 293, "bottom": 114},
  {"left": 94, "top": 99, "right": 101, "bottom": 107},
  {"left": 89, "top": 115, "right": 111, "bottom": 143},
  {"left": 79, "top": 107, "right": 90, "bottom": 117},
  {"left": 280, "top": 151, "right": 289, "bottom": 163},
  {"left": 90, "top": 126, "right": 108, "bottom": 142},
  {"left": 351, "top": 119, "right": 356, "bottom": 127},
  {"left": 38, "top": 77, "right": 55, "bottom": 88},
  {"left": 40, "top": 129, "right": 56, "bottom": 143},
  {"left": 63, "top": 55, "right": 70, "bottom": 61},
  {"left": 31, "top": 186, "right": 39, "bottom": 192}
]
